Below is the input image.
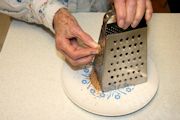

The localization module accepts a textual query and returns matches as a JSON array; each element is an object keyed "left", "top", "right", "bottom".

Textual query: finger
[
  {"left": 131, "top": 0, "right": 146, "bottom": 28},
  {"left": 114, "top": 0, "right": 126, "bottom": 28},
  {"left": 123, "top": 0, "right": 137, "bottom": 29},
  {"left": 56, "top": 37, "right": 99, "bottom": 60},
  {"left": 63, "top": 51, "right": 94, "bottom": 66},
  {"left": 145, "top": 0, "right": 153, "bottom": 21},
  {"left": 73, "top": 28, "right": 100, "bottom": 49}
]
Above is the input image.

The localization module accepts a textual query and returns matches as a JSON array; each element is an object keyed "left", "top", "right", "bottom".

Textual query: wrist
[{"left": 53, "top": 8, "right": 69, "bottom": 32}]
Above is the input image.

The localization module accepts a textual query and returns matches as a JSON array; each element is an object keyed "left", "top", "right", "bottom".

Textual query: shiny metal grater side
[{"left": 94, "top": 10, "right": 147, "bottom": 92}]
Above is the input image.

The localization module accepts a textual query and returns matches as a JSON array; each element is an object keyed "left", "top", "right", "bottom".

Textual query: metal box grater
[{"left": 94, "top": 10, "right": 147, "bottom": 92}]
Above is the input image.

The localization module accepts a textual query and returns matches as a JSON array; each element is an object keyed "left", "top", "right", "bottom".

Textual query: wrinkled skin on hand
[{"left": 53, "top": 8, "right": 100, "bottom": 66}]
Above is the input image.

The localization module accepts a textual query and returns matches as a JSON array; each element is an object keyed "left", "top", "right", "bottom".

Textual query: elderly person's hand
[
  {"left": 113, "top": 0, "right": 153, "bottom": 29},
  {"left": 53, "top": 8, "right": 100, "bottom": 66}
]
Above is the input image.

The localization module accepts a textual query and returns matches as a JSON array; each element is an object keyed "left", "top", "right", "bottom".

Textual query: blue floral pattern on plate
[{"left": 81, "top": 67, "right": 135, "bottom": 100}]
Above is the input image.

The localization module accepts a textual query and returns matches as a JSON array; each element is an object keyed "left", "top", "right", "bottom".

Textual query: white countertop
[{"left": 0, "top": 13, "right": 180, "bottom": 120}]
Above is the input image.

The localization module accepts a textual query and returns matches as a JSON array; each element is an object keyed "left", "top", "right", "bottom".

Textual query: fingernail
[
  {"left": 118, "top": 19, "right": 125, "bottom": 28},
  {"left": 91, "top": 46, "right": 101, "bottom": 55},
  {"left": 123, "top": 24, "right": 129, "bottom": 30},
  {"left": 131, "top": 21, "right": 138, "bottom": 28}
]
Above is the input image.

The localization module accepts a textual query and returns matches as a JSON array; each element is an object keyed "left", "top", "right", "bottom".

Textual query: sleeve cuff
[{"left": 43, "top": 1, "right": 66, "bottom": 33}]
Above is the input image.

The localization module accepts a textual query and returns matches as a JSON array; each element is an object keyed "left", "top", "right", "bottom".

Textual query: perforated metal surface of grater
[
  {"left": 103, "top": 26, "right": 147, "bottom": 91},
  {"left": 94, "top": 12, "right": 147, "bottom": 92}
]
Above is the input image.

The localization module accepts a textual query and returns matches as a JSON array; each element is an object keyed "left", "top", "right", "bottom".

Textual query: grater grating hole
[
  {"left": 138, "top": 34, "right": 141, "bottom": 38},
  {"left": 116, "top": 61, "right": 119, "bottom": 64},
  {"left": 123, "top": 46, "right": 126, "bottom": 49},
  {"left": 128, "top": 59, "right": 130, "bottom": 62},
  {"left": 135, "top": 76, "right": 138, "bottom": 79},
  {"left": 140, "top": 75, "right": 143, "bottom": 77},
  {"left": 122, "top": 73, "right": 125, "bottom": 76},
  {"left": 134, "top": 43, "right": 137, "bottom": 47},
  {"left": 117, "top": 75, "right": 119, "bottom": 78},
  {"left": 132, "top": 71, "right": 135, "bottom": 74},
  {"left": 130, "top": 77, "right": 133, "bottom": 80},
  {"left": 139, "top": 56, "right": 142, "bottom": 59},
  {"left": 108, "top": 83, "right": 111, "bottom": 85},
  {"left": 140, "top": 42, "right": 143, "bottom": 45},
  {"left": 141, "top": 62, "right": 144, "bottom": 66},
  {"left": 127, "top": 72, "right": 130, "bottom": 75},
  {"left": 133, "top": 57, "right": 136, "bottom": 61},
  {"left": 114, "top": 40, "right": 117, "bottom": 44},
  {"left": 108, "top": 70, "right": 111, "bottom": 73},
  {"left": 130, "top": 65, "right": 133, "bottom": 68},
  {"left": 132, "top": 36, "right": 135, "bottom": 39},
  {"left": 111, "top": 63, "right": 113, "bottom": 66},
  {"left": 125, "top": 53, "right": 128, "bottom": 55},
  {"left": 136, "top": 63, "right": 139, "bottom": 66},
  {"left": 122, "top": 60, "right": 125, "bottom": 63},
  {"left": 119, "top": 80, "right": 122, "bottom": 83},
  {"left": 120, "top": 54, "right": 122, "bottom": 57},
  {"left": 114, "top": 68, "right": 116, "bottom": 71},
  {"left": 119, "top": 67, "right": 122, "bottom": 70},
  {"left": 120, "top": 38, "right": 123, "bottom": 42},
  {"left": 126, "top": 37, "right": 129, "bottom": 41},
  {"left": 137, "top": 50, "right": 140, "bottom": 53},
  {"left": 131, "top": 51, "right": 134, "bottom": 55},
  {"left": 114, "top": 81, "right": 117, "bottom": 84},
  {"left": 124, "top": 66, "right": 127, "bottom": 69},
  {"left": 110, "top": 48, "right": 114, "bottom": 52},
  {"left": 129, "top": 44, "right": 132, "bottom": 48},
  {"left": 138, "top": 70, "right": 141, "bottom": 72},
  {"left": 117, "top": 47, "right": 120, "bottom": 50},
  {"left": 124, "top": 79, "right": 127, "bottom": 82},
  {"left": 111, "top": 76, "right": 114, "bottom": 79},
  {"left": 114, "top": 55, "right": 117, "bottom": 58}
]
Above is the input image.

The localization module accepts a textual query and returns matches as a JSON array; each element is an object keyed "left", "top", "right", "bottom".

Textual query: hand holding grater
[{"left": 93, "top": 10, "right": 147, "bottom": 92}]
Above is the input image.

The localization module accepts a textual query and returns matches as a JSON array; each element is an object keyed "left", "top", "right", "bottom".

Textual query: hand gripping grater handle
[{"left": 94, "top": 10, "right": 147, "bottom": 92}]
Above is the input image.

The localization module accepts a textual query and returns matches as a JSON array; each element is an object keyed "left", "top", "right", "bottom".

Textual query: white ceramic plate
[{"left": 61, "top": 58, "right": 159, "bottom": 116}]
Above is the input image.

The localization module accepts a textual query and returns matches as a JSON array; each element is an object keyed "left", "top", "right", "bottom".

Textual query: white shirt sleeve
[{"left": 0, "top": 0, "right": 66, "bottom": 33}]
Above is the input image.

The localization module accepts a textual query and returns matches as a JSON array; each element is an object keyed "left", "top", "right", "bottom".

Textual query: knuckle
[
  {"left": 55, "top": 39, "right": 63, "bottom": 51},
  {"left": 116, "top": 9, "right": 126, "bottom": 20},
  {"left": 118, "top": 13, "right": 126, "bottom": 19},
  {"left": 129, "top": 0, "right": 136, "bottom": 8},
  {"left": 117, "top": 0, "right": 125, "bottom": 4},
  {"left": 71, "top": 26, "right": 81, "bottom": 36}
]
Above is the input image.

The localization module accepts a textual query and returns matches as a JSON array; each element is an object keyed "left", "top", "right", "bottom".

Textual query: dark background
[
  {"left": 167, "top": 0, "right": 180, "bottom": 13},
  {"left": 152, "top": 0, "right": 180, "bottom": 13}
]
